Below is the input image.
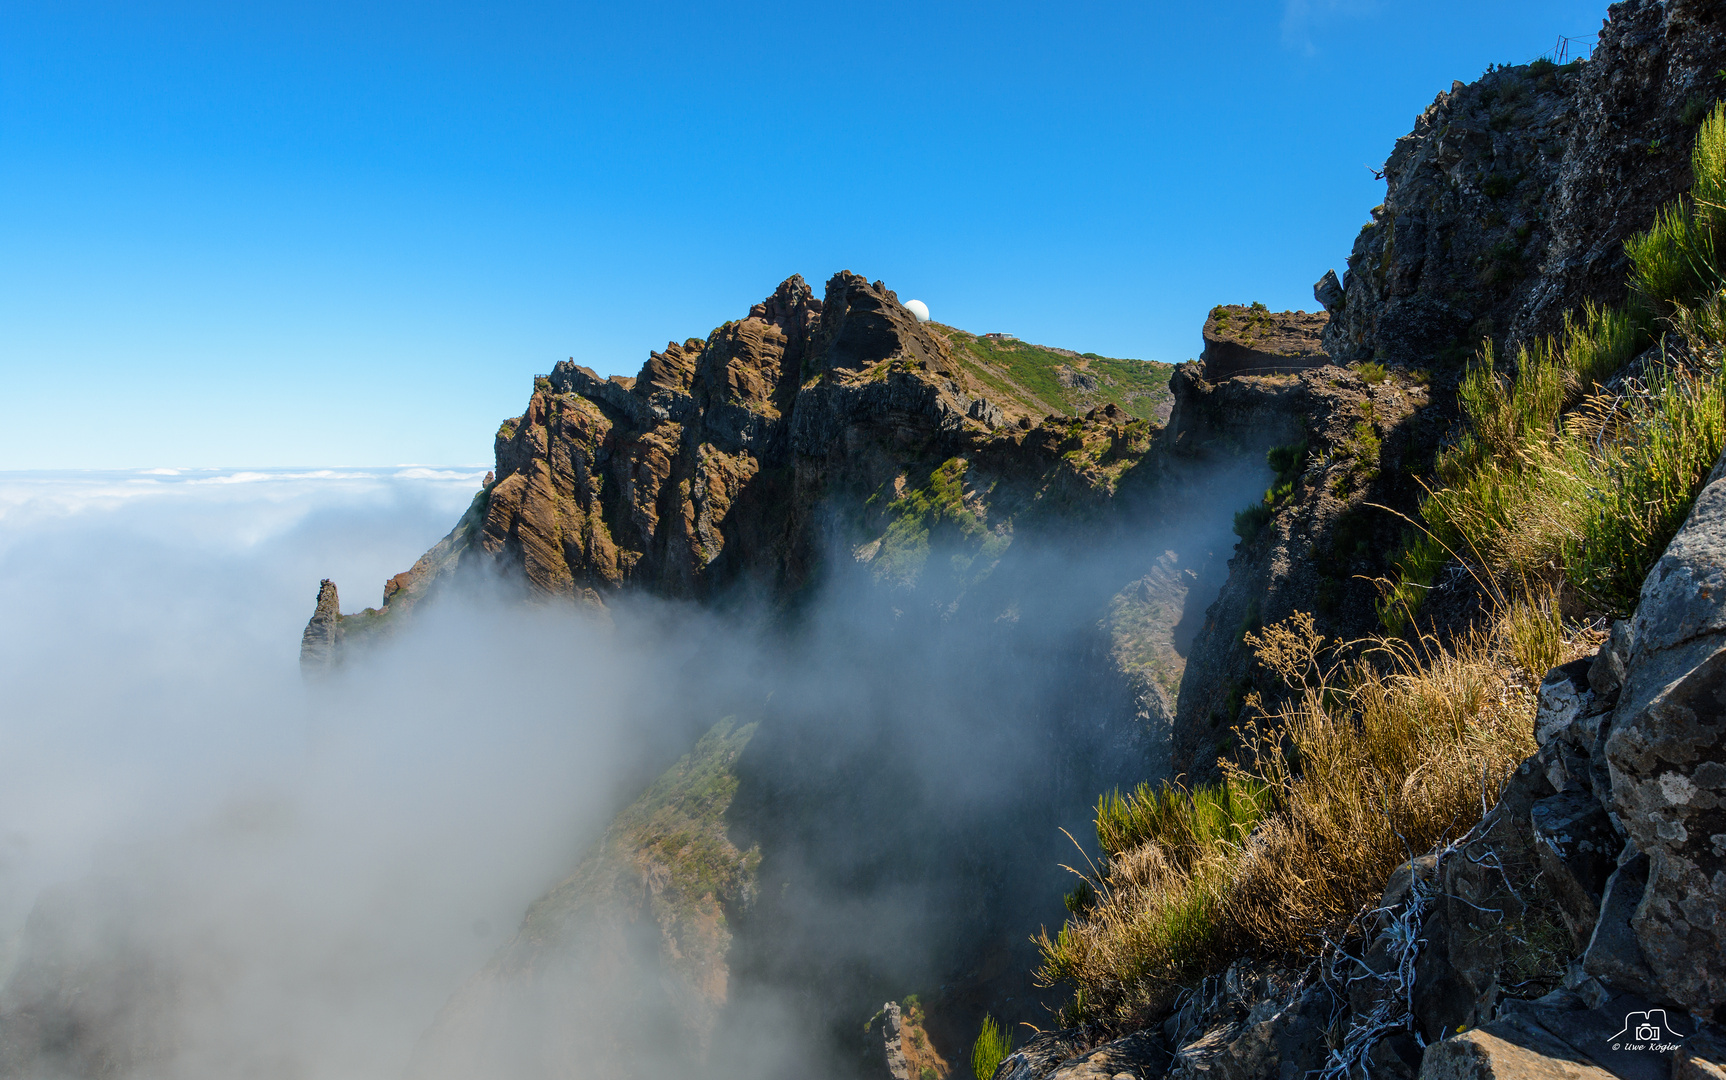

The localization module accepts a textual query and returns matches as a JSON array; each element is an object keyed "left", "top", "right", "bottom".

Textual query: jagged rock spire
[{"left": 299, "top": 579, "right": 341, "bottom": 675}]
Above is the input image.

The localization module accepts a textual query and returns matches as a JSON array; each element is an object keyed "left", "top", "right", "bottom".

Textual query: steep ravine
[{"left": 312, "top": 272, "right": 1301, "bottom": 1078}]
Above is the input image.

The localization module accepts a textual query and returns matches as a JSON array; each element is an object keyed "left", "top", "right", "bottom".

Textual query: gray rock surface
[
  {"left": 1314, "top": 269, "right": 1345, "bottom": 314},
  {"left": 1601, "top": 459, "right": 1726, "bottom": 1015},
  {"left": 1530, "top": 793, "right": 1619, "bottom": 944},
  {"left": 993, "top": 1031, "right": 1094, "bottom": 1080},
  {"left": 1536, "top": 660, "right": 1595, "bottom": 747},
  {"left": 298, "top": 578, "right": 341, "bottom": 672},
  {"left": 1324, "top": 0, "right": 1726, "bottom": 366},
  {"left": 1582, "top": 848, "right": 1660, "bottom": 998},
  {"left": 1044, "top": 1031, "right": 1165, "bottom": 1080},
  {"left": 1416, "top": 1025, "right": 1614, "bottom": 1080},
  {"left": 869, "top": 1001, "right": 913, "bottom": 1080}
]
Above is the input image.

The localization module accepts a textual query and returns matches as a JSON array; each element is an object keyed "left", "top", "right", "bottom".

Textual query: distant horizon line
[{"left": 0, "top": 464, "right": 492, "bottom": 475}]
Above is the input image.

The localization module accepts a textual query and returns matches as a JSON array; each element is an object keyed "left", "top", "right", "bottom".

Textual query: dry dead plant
[{"left": 1037, "top": 600, "right": 1563, "bottom": 1027}]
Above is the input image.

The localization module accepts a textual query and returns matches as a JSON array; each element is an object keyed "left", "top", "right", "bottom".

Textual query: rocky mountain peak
[{"left": 808, "top": 270, "right": 958, "bottom": 380}]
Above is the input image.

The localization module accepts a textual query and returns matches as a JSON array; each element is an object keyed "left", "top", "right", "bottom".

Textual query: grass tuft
[
  {"left": 970, "top": 1015, "right": 1012, "bottom": 1080},
  {"left": 1232, "top": 502, "right": 1274, "bottom": 542},
  {"left": 1380, "top": 102, "right": 1726, "bottom": 624},
  {"left": 1036, "top": 602, "right": 1567, "bottom": 1026}
]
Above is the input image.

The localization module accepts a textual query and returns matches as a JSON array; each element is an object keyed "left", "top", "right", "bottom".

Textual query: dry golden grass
[{"left": 1034, "top": 600, "right": 1582, "bottom": 1027}]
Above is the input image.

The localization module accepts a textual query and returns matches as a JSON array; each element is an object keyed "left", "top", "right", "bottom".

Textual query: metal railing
[{"left": 1539, "top": 33, "right": 1596, "bottom": 65}]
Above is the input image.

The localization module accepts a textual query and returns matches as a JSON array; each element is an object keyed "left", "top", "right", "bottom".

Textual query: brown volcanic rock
[
  {"left": 335, "top": 271, "right": 1022, "bottom": 613},
  {"left": 1199, "top": 305, "right": 1328, "bottom": 380},
  {"left": 806, "top": 270, "right": 955, "bottom": 378},
  {"left": 298, "top": 579, "right": 342, "bottom": 672}
]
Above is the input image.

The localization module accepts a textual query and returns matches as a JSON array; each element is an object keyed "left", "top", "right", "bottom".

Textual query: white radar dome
[{"left": 905, "top": 299, "right": 931, "bottom": 323}]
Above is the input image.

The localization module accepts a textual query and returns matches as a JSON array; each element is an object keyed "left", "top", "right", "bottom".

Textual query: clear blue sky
[{"left": 2, "top": 1, "right": 1607, "bottom": 469}]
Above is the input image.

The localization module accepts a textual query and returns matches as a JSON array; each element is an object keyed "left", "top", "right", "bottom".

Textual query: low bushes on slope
[
  {"left": 1380, "top": 102, "right": 1726, "bottom": 628},
  {"left": 1035, "top": 603, "right": 1571, "bottom": 1027}
]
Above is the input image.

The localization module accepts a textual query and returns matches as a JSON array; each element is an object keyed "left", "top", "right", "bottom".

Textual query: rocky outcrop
[
  {"left": 467, "top": 270, "right": 1007, "bottom": 604},
  {"left": 1199, "top": 305, "right": 1328, "bottom": 381},
  {"left": 1323, "top": 0, "right": 1726, "bottom": 366},
  {"left": 865, "top": 1000, "right": 950, "bottom": 1080},
  {"left": 1514, "top": 0, "right": 1726, "bottom": 344},
  {"left": 298, "top": 579, "right": 341, "bottom": 671},
  {"left": 307, "top": 272, "right": 1049, "bottom": 634},
  {"left": 1595, "top": 454, "right": 1726, "bottom": 1016},
  {"left": 1168, "top": 360, "right": 1431, "bottom": 776},
  {"left": 1005, "top": 447, "right": 1726, "bottom": 1080}
]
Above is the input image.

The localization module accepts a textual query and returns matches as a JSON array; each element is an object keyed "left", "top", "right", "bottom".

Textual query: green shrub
[
  {"left": 971, "top": 1015, "right": 1012, "bottom": 1080},
  {"left": 1356, "top": 361, "right": 1388, "bottom": 384},
  {"left": 1233, "top": 502, "right": 1274, "bottom": 541},
  {"left": 1628, "top": 102, "right": 1726, "bottom": 316},
  {"left": 1564, "top": 365, "right": 1726, "bottom": 612},
  {"left": 1266, "top": 439, "right": 1307, "bottom": 479},
  {"left": 1628, "top": 203, "right": 1697, "bottom": 313},
  {"left": 1558, "top": 301, "right": 1647, "bottom": 392},
  {"left": 1263, "top": 439, "right": 1309, "bottom": 506},
  {"left": 1095, "top": 778, "right": 1271, "bottom": 862}
]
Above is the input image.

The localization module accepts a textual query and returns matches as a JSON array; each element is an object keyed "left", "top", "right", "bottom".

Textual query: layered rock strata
[{"left": 1199, "top": 304, "right": 1328, "bottom": 380}]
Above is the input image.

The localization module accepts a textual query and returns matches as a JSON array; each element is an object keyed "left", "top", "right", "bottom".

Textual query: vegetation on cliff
[
  {"left": 928, "top": 325, "right": 1173, "bottom": 422},
  {"left": 1036, "top": 103, "right": 1726, "bottom": 1034},
  {"left": 1034, "top": 603, "right": 1576, "bottom": 1026},
  {"left": 1382, "top": 104, "right": 1726, "bottom": 628}
]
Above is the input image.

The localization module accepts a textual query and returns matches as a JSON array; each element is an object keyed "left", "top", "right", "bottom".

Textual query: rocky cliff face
[
  {"left": 308, "top": 272, "right": 1192, "bottom": 634},
  {"left": 1166, "top": 360, "right": 1432, "bottom": 777},
  {"left": 1322, "top": 0, "right": 1726, "bottom": 366},
  {"left": 283, "top": 268, "right": 1306, "bottom": 1078},
  {"left": 1000, "top": 445, "right": 1726, "bottom": 1080},
  {"left": 402, "top": 272, "right": 1006, "bottom": 607},
  {"left": 1199, "top": 305, "right": 1328, "bottom": 380}
]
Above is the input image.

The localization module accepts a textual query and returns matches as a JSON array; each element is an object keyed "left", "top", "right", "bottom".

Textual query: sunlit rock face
[
  {"left": 1323, "top": 0, "right": 1726, "bottom": 368},
  {"left": 288, "top": 268, "right": 1304, "bottom": 1078}
]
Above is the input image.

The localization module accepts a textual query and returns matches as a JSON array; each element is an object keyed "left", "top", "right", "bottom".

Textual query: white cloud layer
[{"left": 0, "top": 468, "right": 698, "bottom": 1076}]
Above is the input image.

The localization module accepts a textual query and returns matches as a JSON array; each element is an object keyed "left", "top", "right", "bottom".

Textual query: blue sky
[{"left": 2, "top": 0, "right": 1607, "bottom": 468}]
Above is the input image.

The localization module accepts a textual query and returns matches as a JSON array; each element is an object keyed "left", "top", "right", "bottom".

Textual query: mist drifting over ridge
[
  {"left": 0, "top": 467, "right": 710, "bottom": 1075},
  {"left": 0, "top": 454, "right": 1263, "bottom": 1078}
]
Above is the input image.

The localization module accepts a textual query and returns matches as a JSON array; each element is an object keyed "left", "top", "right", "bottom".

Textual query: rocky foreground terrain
[{"left": 3, "top": 1, "right": 1726, "bottom": 1078}]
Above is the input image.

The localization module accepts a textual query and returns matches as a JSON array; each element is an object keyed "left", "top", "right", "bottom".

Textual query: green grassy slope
[{"left": 928, "top": 324, "right": 1175, "bottom": 422}]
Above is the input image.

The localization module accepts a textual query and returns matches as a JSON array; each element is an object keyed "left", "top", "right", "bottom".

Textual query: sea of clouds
[{"left": 0, "top": 466, "right": 727, "bottom": 1077}]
